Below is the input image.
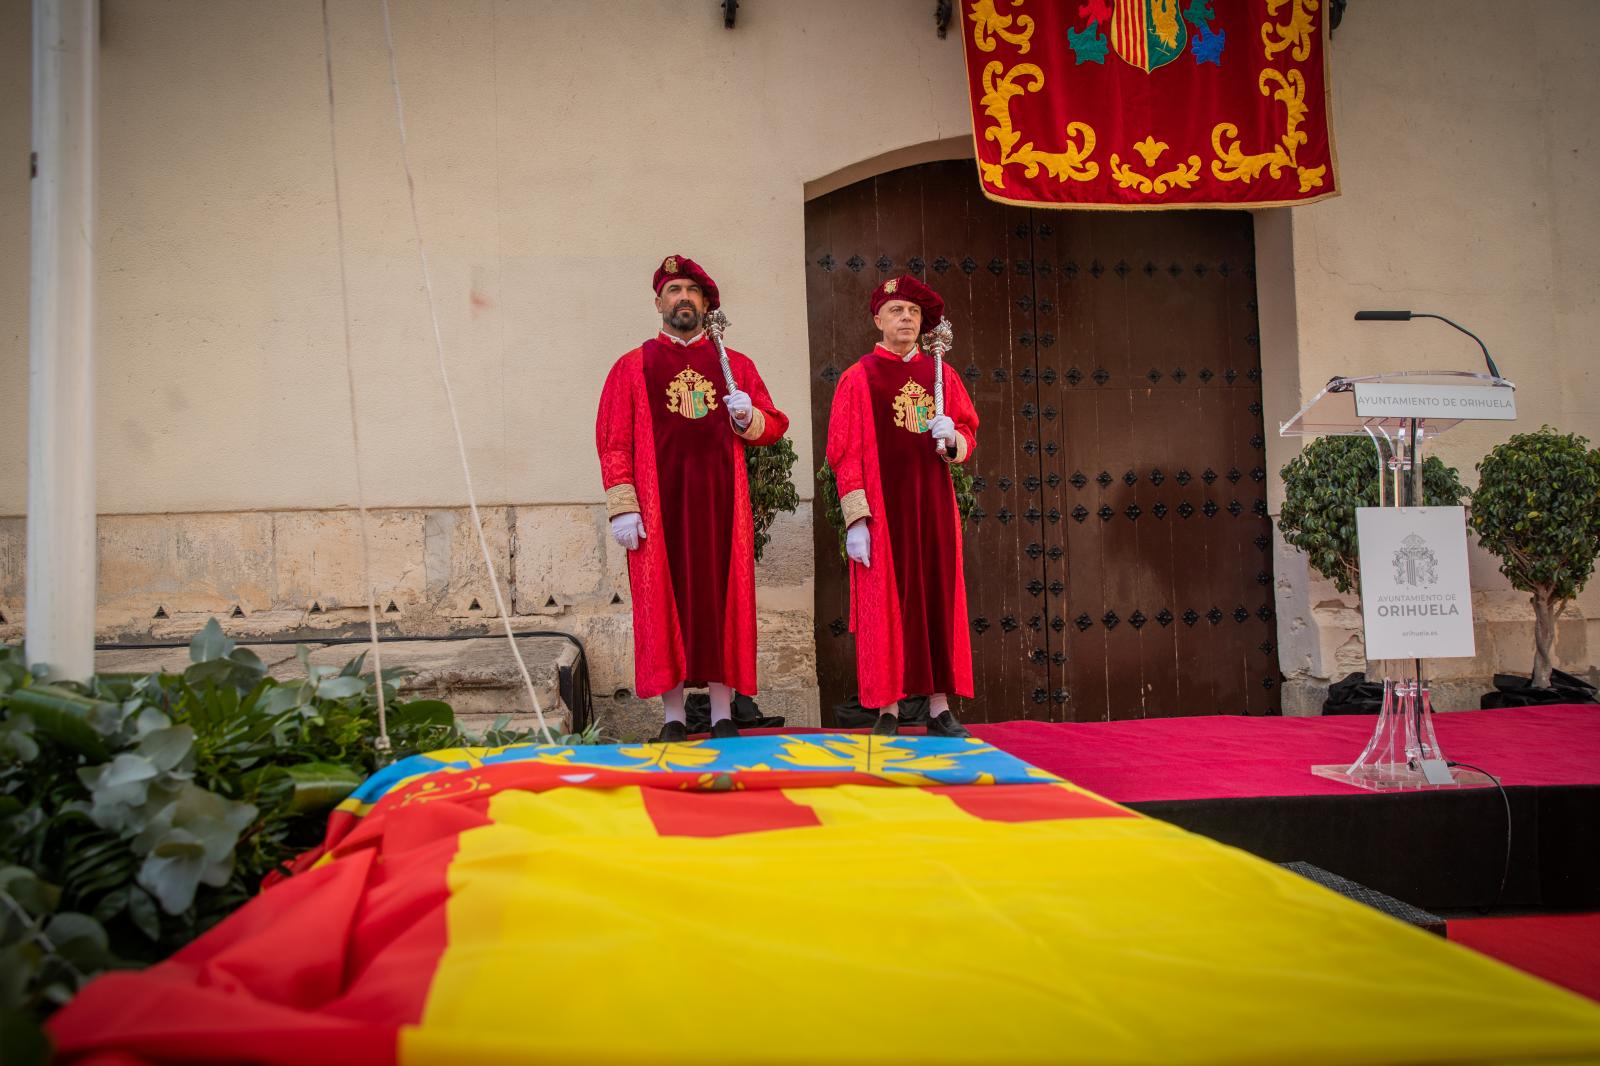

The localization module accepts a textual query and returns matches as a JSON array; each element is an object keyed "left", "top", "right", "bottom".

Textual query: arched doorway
[{"left": 805, "top": 159, "right": 1278, "bottom": 723}]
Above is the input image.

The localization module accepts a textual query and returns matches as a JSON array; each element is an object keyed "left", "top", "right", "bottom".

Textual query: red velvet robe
[
  {"left": 826, "top": 345, "right": 978, "bottom": 709},
  {"left": 596, "top": 335, "right": 788, "bottom": 698}
]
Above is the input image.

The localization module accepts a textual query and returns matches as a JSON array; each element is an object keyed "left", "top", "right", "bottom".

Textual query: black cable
[
  {"left": 1448, "top": 760, "right": 1512, "bottom": 913},
  {"left": 95, "top": 628, "right": 595, "bottom": 732}
]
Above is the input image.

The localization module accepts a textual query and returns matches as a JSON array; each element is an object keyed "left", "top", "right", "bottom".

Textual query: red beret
[
  {"left": 652, "top": 254, "right": 720, "bottom": 311},
  {"left": 869, "top": 274, "right": 945, "bottom": 325}
]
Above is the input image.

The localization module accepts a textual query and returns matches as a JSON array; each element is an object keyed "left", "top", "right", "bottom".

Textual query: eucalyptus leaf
[
  {"left": 136, "top": 726, "right": 195, "bottom": 773},
  {"left": 0, "top": 868, "right": 58, "bottom": 918},
  {"left": 315, "top": 676, "right": 365, "bottom": 700},
  {"left": 138, "top": 844, "right": 206, "bottom": 915},
  {"left": 131, "top": 706, "right": 172, "bottom": 740},
  {"left": 227, "top": 647, "right": 265, "bottom": 675},
  {"left": 189, "top": 618, "right": 233, "bottom": 664}
]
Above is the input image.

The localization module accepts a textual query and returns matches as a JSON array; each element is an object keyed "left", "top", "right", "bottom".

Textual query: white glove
[
  {"left": 845, "top": 520, "right": 871, "bottom": 568},
  {"left": 724, "top": 389, "right": 753, "bottom": 428},
  {"left": 928, "top": 414, "right": 957, "bottom": 451},
  {"left": 610, "top": 512, "right": 646, "bottom": 551}
]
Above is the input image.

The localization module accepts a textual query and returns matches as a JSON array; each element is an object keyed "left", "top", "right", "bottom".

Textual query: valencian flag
[
  {"left": 961, "top": 0, "right": 1338, "bottom": 208},
  {"left": 51, "top": 736, "right": 1600, "bottom": 1063}
]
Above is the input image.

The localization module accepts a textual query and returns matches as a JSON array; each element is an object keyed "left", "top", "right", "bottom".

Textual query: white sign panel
[
  {"left": 1353, "top": 383, "right": 1516, "bottom": 421},
  {"left": 1356, "top": 506, "right": 1476, "bottom": 660}
]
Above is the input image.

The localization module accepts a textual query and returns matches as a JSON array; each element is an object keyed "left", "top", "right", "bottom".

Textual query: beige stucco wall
[
  {"left": 2, "top": 1, "right": 1597, "bottom": 712},
  {"left": 1259, "top": 1, "right": 1600, "bottom": 708},
  {"left": 0, "top": 0, "right": 977, "bottom": 514}
]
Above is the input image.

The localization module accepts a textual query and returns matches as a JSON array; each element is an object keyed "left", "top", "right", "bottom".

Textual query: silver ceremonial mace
[
  {"left": 922, "top": 316, "right": 953, "bottom": 420},
  {"left": 704, "top": 308, "right": 738, "bottom": 396}
]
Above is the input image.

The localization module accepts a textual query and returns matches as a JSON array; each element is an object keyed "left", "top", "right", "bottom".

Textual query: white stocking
[
  {"left": 661, "top": 683, "right": 687, "bottom": 725},
  {"left": 709, "top": 682, "right": 734, "bottom": 725}
]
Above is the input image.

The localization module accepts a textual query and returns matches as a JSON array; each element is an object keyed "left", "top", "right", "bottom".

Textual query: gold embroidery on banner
[
  {"left": 892, "top": 379, "right": 935, "bottom": 434},
  {"left": 1262, "top": 0, "right": 1317, "bottom": 62},
  {"left": 1212, "top": 1, "right": 1325, "bottom": 193},
  {"left": 665, "top": 367, "right": 718, "bottom": 420},
  {"left": 1133, "top": 136, "right": 1168, "bottom": 167},
  {"left": 976, "top": 60, "right": 1098, "bottom": 190},
  {"left": 1152, "top": 0, "right": 1182, "bottom": 50},
  {"left": 968, "top": 0, "right": 1035, "bottom": 54},
  {"left": 1112, "top": 136, "right": 1201, "bottom": 193}
]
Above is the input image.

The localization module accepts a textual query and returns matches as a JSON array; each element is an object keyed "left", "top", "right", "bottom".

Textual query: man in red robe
[
  {"left": 826, "top": 275, "right": 977, "bottom": 737},
  {"left": 596, "top": 255, "right": 789, "bottom": 742}
]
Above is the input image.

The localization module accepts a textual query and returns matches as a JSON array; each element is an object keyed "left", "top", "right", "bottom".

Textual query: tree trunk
[{"left": 1531, "top": 591, "right": 1556, "bottom": 690}]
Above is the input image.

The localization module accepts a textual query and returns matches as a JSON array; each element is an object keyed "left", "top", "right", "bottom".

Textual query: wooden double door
[{"left": 805, "top": 160, "right": 1279, "bottom": 723}]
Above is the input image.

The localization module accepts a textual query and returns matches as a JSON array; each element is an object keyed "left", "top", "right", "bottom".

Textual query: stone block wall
[{"left": 0, "top": 502, "right": 820, "bottom": 740}]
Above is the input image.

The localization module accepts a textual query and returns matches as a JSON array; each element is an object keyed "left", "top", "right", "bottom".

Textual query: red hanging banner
[{"left": 960, "top": 0, "right": 1338, "bottom": 209}]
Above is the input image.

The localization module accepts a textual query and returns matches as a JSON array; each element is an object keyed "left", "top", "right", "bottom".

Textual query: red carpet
[
  {"left": 1448, "top": 912, "right": 1600, "bottom": 1002},
  {"left": 966, "top": 704, "right": 1600, "bottom": 802}
]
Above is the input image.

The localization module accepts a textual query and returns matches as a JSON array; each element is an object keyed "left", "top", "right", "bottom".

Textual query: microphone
[{"left": 1353, "top": 310, "right": 1502, "bottom": 379}]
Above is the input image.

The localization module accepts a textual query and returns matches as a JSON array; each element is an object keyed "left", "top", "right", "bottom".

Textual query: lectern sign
[
  {"left": 1356, "top": 507, "right": 1475, "bottom": 659},
  {"left": 1353, "top": 384, "right": 1516, "bottom": 421}
]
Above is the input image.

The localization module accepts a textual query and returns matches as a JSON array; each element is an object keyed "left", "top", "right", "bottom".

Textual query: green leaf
[
  {"left": 255, "top": 684, "right": 303, "bottom": 718},
  {"left": 227, "top": 647, "right": 265, "bottom": 675},
  {"left": 315, "top": 676, "right": 365, "bottom": 700},
  {"left": 126, "top": 886, "right": 160, "bottom": 942},
  {"left": 90, "top": 888, "right": 128, "bottom": 925},
  {"left": 44, "top": 911, "right": 113, "bottom": 971},
  {"left": 131, "top": 705, "right": 172, "bottom": 739},
  {"left": 6, "top": 688, "right": 111, "bottom": 761},
  {"left": 138, "top": 835, "right": 206, "bottom": 915},
  {"left": 392, "top": 699, "right": 454, "bottom": 728},
  {"left": 189, "top": 618, "right": 233, "bottom": 664},
  {"left": 136, "top": 725, "right": 195, "bottom": 773},
  {"left": 0, "top": 868, "right": 59, "bottom": 919},
  {"left": 263, "top": 762, "right": 363, "bottom": 814}
]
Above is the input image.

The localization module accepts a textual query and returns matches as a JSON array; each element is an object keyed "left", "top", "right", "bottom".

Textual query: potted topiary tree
[
  {"left": 1468, "top": 426, "right": 1600, "bottom": 701},
  {"left": 1277, "top": 435, "right": 1467, "bottom": 711}
]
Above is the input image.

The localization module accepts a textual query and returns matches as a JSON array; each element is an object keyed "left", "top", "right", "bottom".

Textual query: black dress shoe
[
  {"left": 871, "top": 713, "right": 899, "bottom": 737},
  {"left": 926, "top": 710, "right": 971, "bottom": 738},
  {"left": 710, "top": 719, "right": 740, "bottom": 739},
  {"left": 653, "top": 721, "right": 688, "bottom": 743}
]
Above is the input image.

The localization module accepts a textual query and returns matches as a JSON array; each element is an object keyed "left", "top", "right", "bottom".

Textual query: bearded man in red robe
[
  {"left": 595, "top": 256, "right": 789, "bottom": 742},
  {"left": 826, "top": 275, "right": 978, "bottom": 737}
]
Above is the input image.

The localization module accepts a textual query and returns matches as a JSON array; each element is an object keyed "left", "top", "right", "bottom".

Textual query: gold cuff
[
  {"left": 840, "top": 488, "right": 871, "bottom": 528},
  {"left": 734, "top": 407, "right": 766, "bottom": 441},
  {"left": 950, "top": 432, "right": 969, "bottom": 464},
  {"left": 605, "top": 483, "right": 640, "bottom": 519}
]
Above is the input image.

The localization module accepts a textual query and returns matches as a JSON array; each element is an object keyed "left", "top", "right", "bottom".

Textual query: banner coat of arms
[{"left": 960, "top": 0, "right": 1338, "bottom": 209}]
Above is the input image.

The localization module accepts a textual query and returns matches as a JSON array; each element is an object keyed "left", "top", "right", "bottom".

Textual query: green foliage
[
  {"left": 1278, "top": 435, "right": 1467, "bottom": 595},
  {"left": 0, "top": 621, "right": 602, "bottom": 1042},
  {"left": 815, "top": 459, "right": 977, "bottom": 560},
  {"left": 1469, "top": 426, "right": 1600, "bottom": 686},
  {"left": 745, "top": 437, "right": 802, "bottom": 562},
  {"left": 0, "top": 863, "right": 119, "bottom": 1066},
  {"left": 1470, "top": 427, "right": 1600, "bottom": 602}
]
